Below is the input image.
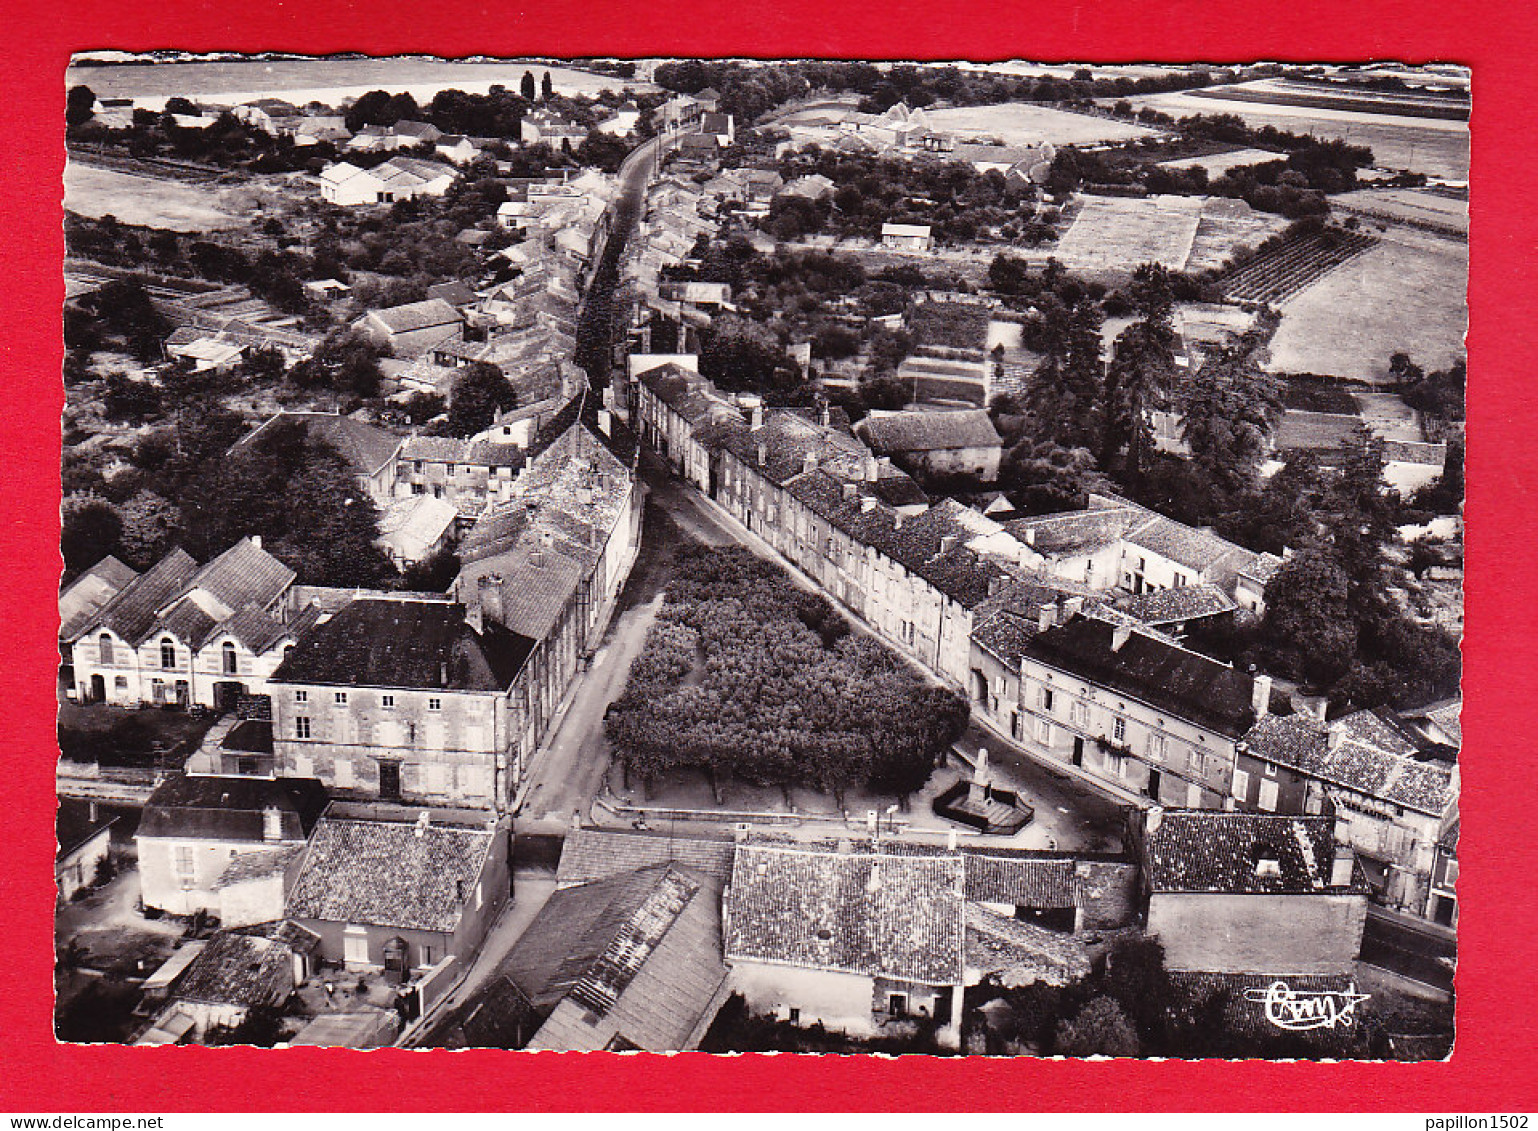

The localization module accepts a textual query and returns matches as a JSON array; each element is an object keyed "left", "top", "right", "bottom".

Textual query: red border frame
[{"left": 5, "top": 0, "right": 1535, "bottom": 1111}]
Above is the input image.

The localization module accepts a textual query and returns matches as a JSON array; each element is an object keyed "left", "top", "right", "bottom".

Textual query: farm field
[
  {"left": 66, "top": 57, "right": 652, "bottom": 109},
  {"left": 63, "top": 162, "right": 244, "bottom": 231},
  {"left": 1053, "top": 194, "right": 1203, "bottom": 272},
  {"left": 921, "top": 103, "right": 1157, "bottom": 147},
  {"left": 1184, "top": 196, "right": 1290, "bottom": 274},
  {"left": 1157, "top": 147, "right": 1284, "bottom": 175},
  {"left": 1193, "top": 79, "right": 1469, "bottom": 121},
  {"left": 1265, "top": 227, "right": 1468, "bottom": 384},
  {"left": 1333, "top": 187, "right": 1468, "bottom": 236},
  {"left": 1112, "top": 90, "right": 1469, "bottom": 180}
]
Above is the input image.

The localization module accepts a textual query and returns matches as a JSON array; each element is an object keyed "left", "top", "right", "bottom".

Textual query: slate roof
[
  {"left": 172, "top": 927, "right": 306, "bottom": 1009},
  {"left": 555, "top": 827, "right": 736, "bottom": 888},
  {"left": 270, "top": 597, "right": 536, "bottom": 691},
  {"left": 285, "top": 814, "right": 501, "bottom": 933},
  {"left": 1145, "top": 812, "right": 1359, "bottom": 895},
  {"left": 856, "top": 408, "right": 1002, "bottom": 453},
  {"left": 184, "top": 537, "right": 295, "bottom": 618},
  {"left": 60, "top": 556, "right": 140, "bottom": 641},
  {"left": 1002, "top": 506, "right": 1149, "bottom": 557},
  {"left": 1125, "top": 515, "right": 1255, "bottom": 578},
  {"left": 1025, "top": 615, "right": 1263, "bottom": 738},
  {"left": 1238, "top": 551, "right": 1287, "bottom": 586},
  {"left": 56, "top": 799, "right": 116, "bottom": 861},
  {"left": 962, "top": 851, "right": 1076, "bottom": 908},
  {"left": 1120, "top": 583, "right": 1237, "bottom": 626},
  {"left": 426, "top": 280, "right": 479, "bottom": 307},
  {"left": 231, "top": 412, "right": 403, "bottom": 478},
  {"left": 725, "top": 842, "right": 965, "bottom": 985},
  {"left": 138, "top": 775, "right": 328, "bottom": 844},
  {"left": 80, "top": 548, "right": 199, "bottom": 646},
  {"left": 217, "top": 602, "right": 296, "bottom": 656},
  {"left": 366, "top": 298, "right": 463, "bottom": 336}
]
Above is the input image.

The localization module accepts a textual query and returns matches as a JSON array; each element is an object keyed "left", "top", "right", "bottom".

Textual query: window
[
  {"left": 1038, "top": 686, "right": 1055, "bottom": 712},
  {"left": 1188, "top": 749, "right": 1206, "bottom": 777},
  {"left": 787, "top": 1008, "right": 800, "bottom": 1025},
  {"left": 422, "top": 945, "right": 434, "bottom": 966},
  {"left": 174, "top": 845, "right": 195, "bottom": 879},
  {"left": 382, "top": 694, "right": 395, "bottom": 708},
  {"left": 335, "top": 691, "right": 349, "bottom": 705},
  {"left": 222, "top": 641, "right": 238, "bottom": 675},
  {"left": 888, "top": 993, "right": 908, "bottom": 1017},
  {"left": 1147, "top": 733, "right": 1167, "bottom": 762},
  {"left": 428, "top": 698, "right": 441, "bottom": 711},
  {"left": 98, "top": 633, "right": 113, "bottom": 666},
  {"left": 1035, "top": 718, "right": 1052, "bottom": 745},
  {"left": 1173, "top": 571, "right": 1187, "bottom": 588},
  {"left": 114, "top": 676, "right": 127, "bottom": 691},
  {"left": 294, "top": 689, "right": 308, "bottom": 703},
  {"left": 1113, "top": 716, "right": 1127, "bottom": 743},
  {"left": 160, "top": 637, "right": 177, "bottom": 669},
  {"left": 1263, "top": 762, "right": 1278, "bottom": 778},
  {"left": 295, "top": 717, "right": 311, "bottom": 739},
  {"left": 1070, "top": 699, "right": 1090, "bottom": 728},
  {"left": 1258, "top": 778, "right": 1280, "bottom": 812},
  {"left": 343, "top": 925, "right": 370, "bottom": 964},
  {"left": 1231, "top": 767, "right": 1251, "bottom": 801}
]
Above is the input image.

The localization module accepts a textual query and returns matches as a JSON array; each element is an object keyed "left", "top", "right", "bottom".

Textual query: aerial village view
[{"left": 56, "top": 55, "right": 1465, "bottom": 1057}]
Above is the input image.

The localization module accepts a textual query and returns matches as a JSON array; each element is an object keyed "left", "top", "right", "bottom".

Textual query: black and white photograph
[{"left": 56, "top": 55, "right": 1465, "bottom": 1058}]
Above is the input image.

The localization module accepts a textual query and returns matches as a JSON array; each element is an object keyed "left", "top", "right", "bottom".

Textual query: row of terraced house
[{"left": 625, "top": 357, "right": 1459, "bottom": 923}]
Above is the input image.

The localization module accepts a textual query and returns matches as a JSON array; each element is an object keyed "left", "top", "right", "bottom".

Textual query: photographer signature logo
[{"left": 1243, "top": 981, "right": 1370, "bottom": 1030}]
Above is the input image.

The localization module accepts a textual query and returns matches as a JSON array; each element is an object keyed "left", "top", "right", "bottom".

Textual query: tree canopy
[{"left": 443, "top": 361, "right": 517, "bottom": 437}]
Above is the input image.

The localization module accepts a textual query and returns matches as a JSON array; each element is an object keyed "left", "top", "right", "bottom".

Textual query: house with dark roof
[
  {"left": 56, "top": 799, "right": 116, "bottom": 902},
  {"left": 145, "top": 921, "right": 319, "bottom": 1042},
  {"left": 66, "top": 538, "right": 307, "bottom": 712},
  {"left": 854, "top": 408, "right": 1003, "bottom": 482},
  {"left": 725, "top": 839, "right": 967, "bottom": 1048},
  {"left": 136, "top": 774, "right": 328, "bottom": 918},
  {"left": 1139, "top": 809, "right": 1368, "bottom": 974},
  {"left": 354, "top": 298, "right": 464, "bottom": 360},
  {"left": 284, "top": 804, "right": 510, "bottom": 976},
  {"left": 60, "top": 555, "right": 138, "bottom": 668},
  {"left": 268, "top": 596, "right": 537, "bottom": 809},
  {"left": 432, "top": 862, "right": 728, "bottom": 1051},
  {"left": 1234, "top": 708, "right": 1458, "bottom": 923},
  {"left": 1013, "top": 613, "right": 1281, "bottom": 809}
]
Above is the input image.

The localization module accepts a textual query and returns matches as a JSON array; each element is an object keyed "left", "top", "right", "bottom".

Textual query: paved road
[
  {"left": 574, "top": 134, "right": 660, "bottom": 382},
  {"left": 1360, "top": 905, "right": 1456, "bottom": 993}
]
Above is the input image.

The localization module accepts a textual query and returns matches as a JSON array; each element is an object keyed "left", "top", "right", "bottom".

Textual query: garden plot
[
  {"left": 1333, "top": 188, "right": 1468, "bottom": 236},
  {"left": 1265, "top": 227, "right": 1468, "bottom": 384},
  {"left": 64, "top": 162, "right": 243, "bottom": 232},
  {"left": 1185, "top": 196, "right": 1291, "bottom": 274},
  {"left": 1157, "top": 147, "right": 1283, "bottom": 175},
  {"left": 1052, "top": 194, "right": 1205, "bottom": 273}
]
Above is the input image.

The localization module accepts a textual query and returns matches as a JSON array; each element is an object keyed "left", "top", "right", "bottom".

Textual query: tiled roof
[
  {"left": 964, "top": 905, "right": 1095, "bottom": 987},
  {"left": 962, "top": 851, "right": 1076, "bottom": 908},
  {"left": 1120, "top": 583, "right": 1237, "bottom": 626},
  {"left": 426, "top": 280, "right": 479, "bottom": 307},
  {"left": 172, "top": 928, "right": 302, "bottom": 1009},
  {"left": 379, "top": 495, "right": 459, "bottom": 555},
  {"left": 1336, "top": 708, "right": 1423, "bottom": 758},
  {"left": 213, "top": 846, "right": 299, "bottom": 889},
  {"left": 1238, "top": 552, "right": 1287, "bottom": 585},
  {"left": 856, "top": 408, "right": 1002, "bottom": 453},
  {"left": 231, "top": 412, "right": 403, "bottom": 477},
  {"left": 1145, "top": 812, "right": 1358, "bottom": 895},
  {"left": 271, "top": 597, "right": 535, "bottom": 692},
  {"left": 725, "top": 842, "right": 965, "bottom": 985},
  {"left": 366, "top": 298, "right": 463, "bottom": 336},
  {"left": 1026, "top": 615, "right": 1262, "bottom": 738},
  {"left": 185, "top": 537, "right": 295, "bottom": 618},
  {"left": 1002, "top": 506, "right": 1149, "bottom": 557},
  {"left": 555, "top": 828, "right": 736, "bottom": 887},
  {"left": 1126, "top": 515, "right": 1254, "bottom": 577},
  {"left": 286, "top": 814, "right": 502, "bottom": 933},
  {"left": 1241, "top": 712, "right": 1455, "bottom": 816},
  {"left": 83, "top": 548, "right": 199, "bottom": 646},
  {"left": 139, "top": 775, "right": 328, "bottom": 843},
  {"left": 970, "top": 610, "right": 1043, "bottom": 667}
]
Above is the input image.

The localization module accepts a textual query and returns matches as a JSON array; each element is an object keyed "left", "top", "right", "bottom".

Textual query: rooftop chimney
[
  {"left": 861, "top": 495, "right": 877, "bottom": 513},
  {"left": 1331, "top": 846, "right": 1355, "bottom": 887},
  {"left": 262, "top": 806, "right": 283, "bottom": 843},
  {"left": 842, "top": 482, "right": 857, "bottom": 502},
  {"left": 455, "top": 880, "right": 466, "bottom": 903},
  {"left": 818, "top": 400, "right": 831, "bottom": 428},
  {"left": 1146, "top": 805, "right": 1164, "bottom": 835},
  {"left": 756, "top": 441, "right": 768, "bottom": 467},
  {"left": 1252, "top": 674, "right": 1273, "bottom": 720},
  {"left": 597, "top": 407, "right": 612, "bottom": 436},
  {"left": 1254, "top": 851, "right": 1282, "bottom": 879},
  {"left": 802, "top": 452, "right": 819, "bottom": 475},
  {"left": 1327, "top": 725, "right": 1345, "bottom": 752},
  {"left": 1063, "top": 596, "right": 1084, "bottom": 619},
  {"left": 863, "top": 455, "right": 879, "bottom": 483},
  {"left": 946, "top": 829, "right": 958, "bottom": 852},
  {"left": 250, "top": 535, "right": 262, "bottom": 551},
  {"left": 478, "top": 572, "right": 506, "bottom": 628},
  {"left": 893, "top": 512, "right": 904, "bottom": 530},
  {"left": 939, "top": 535, "right": 958, "bottom": 556},
  {"left": 1037, "top": 604, "right": 1057, "bottom": 632},
  {"left": 866, "top": 858, "right": 882, "bottom": 893},
  {"left": 1022, "top": 527, "right": 1036, "bottom": 547},
  {"left": 1111, "top": 624, "right": 1133, "bottom": 653},
  {"left": 414, "top": 811, "right": 430, "bottom": 839}
]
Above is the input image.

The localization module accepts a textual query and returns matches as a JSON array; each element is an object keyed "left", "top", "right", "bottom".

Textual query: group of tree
[
  {"left": 604, "top": 545, "right": 969, "bottom": 807},
  {"left": 68, "top": 104, "right": 329, "bottom": 176}
]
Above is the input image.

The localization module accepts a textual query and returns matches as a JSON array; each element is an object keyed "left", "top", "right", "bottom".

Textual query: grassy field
[
  {"left": 1114, "top": 90, "right": 1469, "bottom": 180},
  {"left": 1156, "top": 147, "right": 1285, "bottom": 175},
  {"left": 1185, "top": 196, "right": 1290, "bottom": 273},
  {"left": 1052, "top": 194, "right": 1205, "bottom": 272},
  {"left": 64, "top": 162, "right": 244, "bottom": 231},
  {"left": 1265, "top": 227, "right": 1467, "bottom": 383},
  {"left": 1333, "top": 187, "right": 1468, "bottom": 236},
  {"left": 922, "top": 103, "right": 1156, "bottom": 147},
  {"left": 66, "top": 58, "right": 651, "bottom": 107}
]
